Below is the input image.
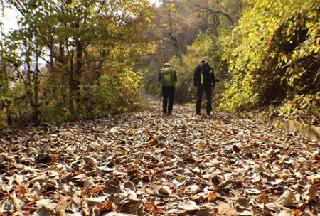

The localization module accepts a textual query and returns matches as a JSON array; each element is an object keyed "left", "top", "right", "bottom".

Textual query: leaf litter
[{"left": 0, "top": 105, "right": 319, "bottom": 215}]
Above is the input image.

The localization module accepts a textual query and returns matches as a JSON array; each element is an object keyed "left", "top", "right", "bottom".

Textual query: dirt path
[{"left": 0, "top": 105, "right": 319, "bottom": 215}]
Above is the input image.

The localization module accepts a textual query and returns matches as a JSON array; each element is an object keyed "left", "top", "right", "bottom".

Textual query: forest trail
[{"left": 0, "top": 105, "right": 319, "bottom": 215}]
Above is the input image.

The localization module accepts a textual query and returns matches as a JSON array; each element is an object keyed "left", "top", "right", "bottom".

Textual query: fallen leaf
[
  {"left": 277, "top": 190, "right": 299, "bottom": 207},
  {"left": 208, "top": 192, "right": 218, "bottom": 201},
  {"left": 100, "top": 201, "right": 113, "bottom": 214},
  {"left": 158, "top": 186, "right": 171, "bottom": 196},
  {"left": 179, "top": 200, "right": 199, "bottom": 211},
  {"left": 92, "top": 185, "right": 104, "bottom": 194},
  {"left": 86, "top": 196, "right": 107, "bottom": 205}
]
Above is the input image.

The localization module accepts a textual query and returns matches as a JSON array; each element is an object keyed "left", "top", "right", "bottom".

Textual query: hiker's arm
[
  {"left": 174, "top": 70, "right": 177, "bottom": 82},
  {"left": 212, "top": 69, "right": 221, "bottom": 82},
  {"left": 193, "top": 66, "right": 199, "bottom": 87},
  {"left": 210, "top": 72, "right": 216, "bottom": 87},
  {"left": 211, "top": 70, "right": 216, "bottom": 84}
]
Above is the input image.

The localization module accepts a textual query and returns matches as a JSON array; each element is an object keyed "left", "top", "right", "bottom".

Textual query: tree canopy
[
  {"left": 0, "top": 0, "right": 154, "bottom": 127},
  {"left": 221, "top": 0, "right": 320, "bottom": 115}
]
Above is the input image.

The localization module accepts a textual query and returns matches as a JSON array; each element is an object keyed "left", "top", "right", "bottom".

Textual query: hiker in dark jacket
[
  {"left": 193, "top": 59, "right": 216, "bottom": 115},
  {"left": 159, "top": 63, "right": 177, "bottom": 115}
]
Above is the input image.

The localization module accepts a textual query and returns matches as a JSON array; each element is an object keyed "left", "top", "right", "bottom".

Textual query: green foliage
[
  {"left": 77, "top": 70, "right": 143, "bottom": 119},
  {"left": 279, "top": 94, "right": 320, "bottom": 118},
  {"left": 0, "top": 0, "right": 154, "bottom": 127},
  {"left": 42, "top": 68, "right": 142, "bottom": 124},
  {"left": 220, "top": 0, "right": 320, "bottom": 112}
]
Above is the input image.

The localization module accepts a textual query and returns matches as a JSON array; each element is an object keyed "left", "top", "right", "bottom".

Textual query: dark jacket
[{"left": 193, "top": 62, "right": 215, "bottom": 88}]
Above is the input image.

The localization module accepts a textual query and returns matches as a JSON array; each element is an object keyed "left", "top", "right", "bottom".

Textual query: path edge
[{"left": 238, "top": 112, "right": 320, "bottom": 141}]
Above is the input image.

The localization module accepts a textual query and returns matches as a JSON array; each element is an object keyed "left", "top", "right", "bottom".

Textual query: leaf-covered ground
[{"left": 0, "top": 105, "right": 319, "bottom": 215}]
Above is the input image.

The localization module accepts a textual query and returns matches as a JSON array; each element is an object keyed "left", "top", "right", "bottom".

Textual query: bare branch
[{"left": 186, "top": 0, "right": 234, "bottom": 24}]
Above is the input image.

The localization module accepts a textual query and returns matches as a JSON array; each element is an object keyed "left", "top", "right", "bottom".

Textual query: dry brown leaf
[
  {"left": 100, "top": 201, "right": 113, "bottom": 214},
  {"left": 208, "top": 192, "right": 218, "bottom": 201},
  {"left": 292, "top": 209, "right": 303, "bottom": 216},
  {"left": 144, "top": 201, "right": 158, "bottom": 213},
  {"left": 158, "top": 186, "right": 172, "bottom": 196},
  {"left": 1, "top": 105, "right": 319, "bottom": 215},
  {"left": 149, "top": 138, "right": 158, "bottom": 146},
  {"left": 260, "top": 192, "right": 267, "bottom": 204},
  {"left": 92, "top": 185, "right": 104, "bottom": 194}
]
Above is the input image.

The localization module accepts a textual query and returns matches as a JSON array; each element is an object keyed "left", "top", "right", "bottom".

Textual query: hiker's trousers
[
  {"left": 196, "top": 86, "right": 212, "bottom": 114},
  {"left": 162, "top": 86, "right": 175, "bottom": 114}
]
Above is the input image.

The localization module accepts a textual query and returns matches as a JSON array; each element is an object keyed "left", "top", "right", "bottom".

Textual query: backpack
[
  {"left": 161, "top": 67, "right": 175, "bottom": 87},
  {"left": 199, "top": 63, "right": 215, "bottom": 87}
]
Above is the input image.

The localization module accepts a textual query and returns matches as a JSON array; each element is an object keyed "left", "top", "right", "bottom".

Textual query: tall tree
[{"left": 1, "top": 0, "right": 153, "bottom": 126}]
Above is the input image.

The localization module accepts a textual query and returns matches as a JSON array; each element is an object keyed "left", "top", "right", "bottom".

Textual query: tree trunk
[
  {"left": 70, "top": 19, "right": 83, "bottom": 119},
  {"left": 69, "top": 51, "right": 74, "bottom": 117},
  {"left": 32, "top": 41, "right": 41, "bottom": 124},
  {"left": 49, "top": 38, "right": 54, "bottom": 67},
  {"left": 24, "top": 39, "right": 34, "bottom": 124},
  {"left": 1, "top": 61, "right": 12, "bottom": 125},
  {"left": 97, "top": 49, "right": 107, "bottom": 82},
  {"left": 73, "top": 39, "right": 83, "bottom": 117}
]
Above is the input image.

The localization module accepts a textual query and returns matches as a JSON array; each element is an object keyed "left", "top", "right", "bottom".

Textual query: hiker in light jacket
[{"left": 159, "top": 63, "right": 177, "bottom": 115}]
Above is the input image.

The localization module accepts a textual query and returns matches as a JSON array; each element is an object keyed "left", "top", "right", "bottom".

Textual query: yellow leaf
[{"left": 282, "top": 55, "right": 288, "bottom": 63}]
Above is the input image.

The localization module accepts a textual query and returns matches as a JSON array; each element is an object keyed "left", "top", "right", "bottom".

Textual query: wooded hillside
[{"left": 144, "top": 0, "right": 320, "bottom": 121}]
